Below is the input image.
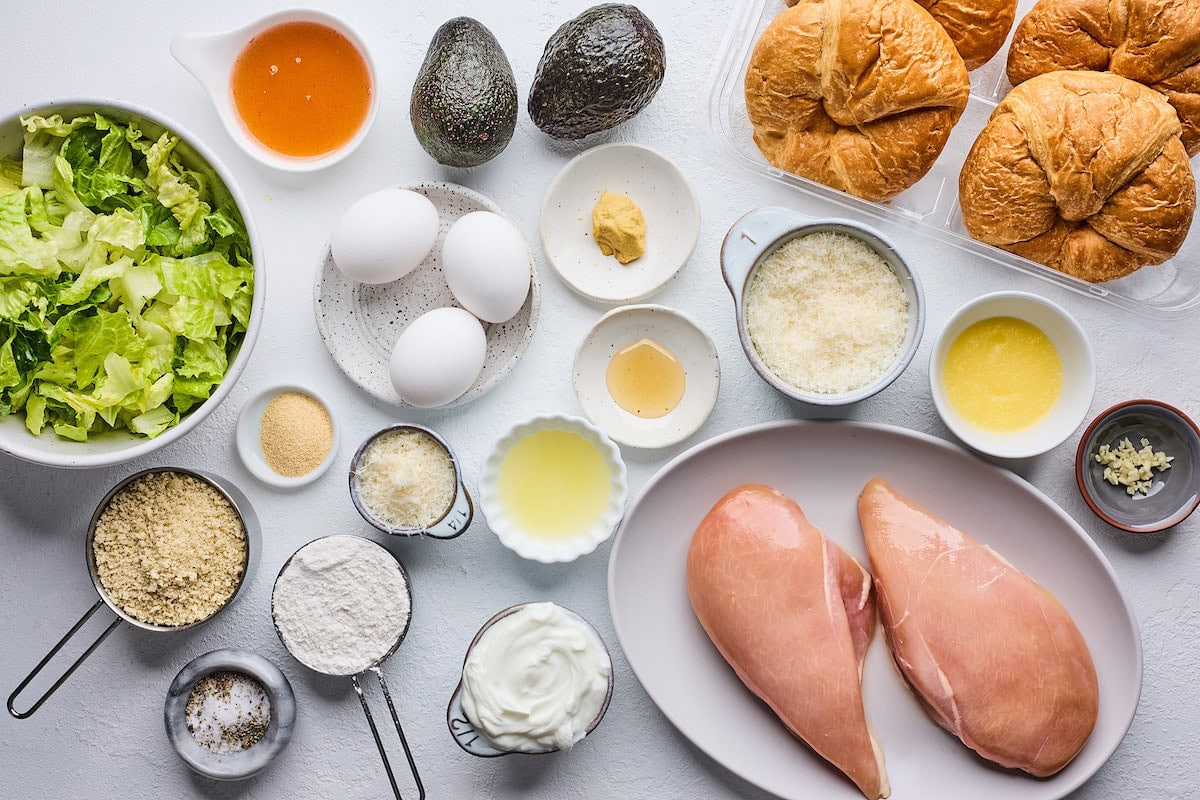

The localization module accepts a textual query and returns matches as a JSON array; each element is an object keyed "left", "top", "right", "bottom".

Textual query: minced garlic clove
[{"left": 1093, "top": 436, "right": 1173, "bottom": 496}]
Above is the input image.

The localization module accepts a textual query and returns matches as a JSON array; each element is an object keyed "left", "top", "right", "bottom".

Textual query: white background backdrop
[{"left": 2, "top": 1, "right": 1197, "bottom": 798}]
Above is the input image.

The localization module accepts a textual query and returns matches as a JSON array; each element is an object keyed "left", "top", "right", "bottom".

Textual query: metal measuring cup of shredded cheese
[
  {"left": 6, "top": 466, "right": 260, "bottom": 719},
  {"left": 270, "top": 535, "right": 425, "bottom": 800},
  {"left": 348, "top": 423, "right": 473, "bottom": 539}
]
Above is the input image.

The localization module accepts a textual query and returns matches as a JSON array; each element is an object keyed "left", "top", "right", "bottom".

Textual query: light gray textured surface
[{"left": 1, "top": 1, "right": 1197, "bottom": 798}]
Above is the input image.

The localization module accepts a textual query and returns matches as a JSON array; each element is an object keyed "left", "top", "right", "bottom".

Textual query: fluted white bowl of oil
[{"left": 480, "top": 415, "right": 628, "bottom": 563}]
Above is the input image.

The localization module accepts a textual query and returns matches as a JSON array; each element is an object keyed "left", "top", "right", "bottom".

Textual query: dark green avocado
[
  {"left": 528, "top": 4, "right": 666, "bottom": 140},
  {"left": 410, "top": 18, "right": 518, "bottom": 168}
]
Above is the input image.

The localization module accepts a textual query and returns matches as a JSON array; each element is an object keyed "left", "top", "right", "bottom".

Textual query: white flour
[{"left": 272, "top": 536, "right": 411, "bottom": 675}]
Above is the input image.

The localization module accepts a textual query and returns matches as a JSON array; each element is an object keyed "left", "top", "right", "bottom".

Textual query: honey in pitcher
[{"left": 231, "top": 21, "right": 371, "bottom": 158}]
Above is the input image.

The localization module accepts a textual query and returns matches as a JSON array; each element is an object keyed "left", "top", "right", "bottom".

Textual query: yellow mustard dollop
[{"left": 591, "top": 190, "right": 646, "bottom": 265}]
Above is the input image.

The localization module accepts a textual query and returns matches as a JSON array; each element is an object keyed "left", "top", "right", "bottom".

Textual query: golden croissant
[
  {"left": 959, "top": 70, "right": 1195, "bottom": 282},
  {"left": 1008, "top": 0, "right": 1200, "bottom": 156},
  {"left": 746, "top": 0, "right": 970, "bottom": 203}
]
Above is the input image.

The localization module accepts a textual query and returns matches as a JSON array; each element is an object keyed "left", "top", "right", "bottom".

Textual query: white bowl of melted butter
[
  {"left": 447, "top": 602, "right": 614, "bottom": 756},
  {"left": 930, "top": 292, "right": 1096, "bottom": 459},
  {"left": 480, "top": 415, "right": 627, "bottom": 563}
]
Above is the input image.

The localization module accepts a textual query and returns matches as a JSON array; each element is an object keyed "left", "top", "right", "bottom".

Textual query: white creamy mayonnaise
[{"left": 460, "top": 602, "right": 611, "bottom": 752}]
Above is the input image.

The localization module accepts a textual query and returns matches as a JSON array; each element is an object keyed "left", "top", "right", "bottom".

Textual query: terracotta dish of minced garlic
[{"left": 91, "top": 471, "right": 247, "bottom": 627}]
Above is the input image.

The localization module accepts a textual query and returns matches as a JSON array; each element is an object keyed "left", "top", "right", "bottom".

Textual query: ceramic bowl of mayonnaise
[{"left": 446, "top": 602, "right": 614, "bottom": 756}]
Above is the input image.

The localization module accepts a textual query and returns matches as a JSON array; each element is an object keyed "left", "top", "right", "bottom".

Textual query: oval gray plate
[
  {"left": 609, "top": 420, "right": 1141, "bottom": 800},
  {"left": 314, "top": 181, "right": 540, "bottom": 407}
]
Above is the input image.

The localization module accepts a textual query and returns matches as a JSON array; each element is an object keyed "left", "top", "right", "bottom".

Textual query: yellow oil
[
  {"left": 497, "top": 429, "right": 612, "bottom": 540},
  {"left": 605, "top": 338, "right": 686, "bottom": 419},
  {"left": 943, "top": 316, "right": 1063, "bottom": 433}
]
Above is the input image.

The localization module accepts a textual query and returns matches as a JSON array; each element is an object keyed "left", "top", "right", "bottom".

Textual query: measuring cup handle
[
  {"left": 424, "top": 480, "right": 472, "bottom": 540},
  {"left": 720, "top": 206, "right": 807, "bottom": 304},
  {"left": 7, "top": 600, "right": 122, "bottom": 719},
  {"left": 353, "top": 670, "right": 425, "bottom": 800}
]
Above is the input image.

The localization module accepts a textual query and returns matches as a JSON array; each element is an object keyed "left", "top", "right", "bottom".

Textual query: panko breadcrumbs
[{"left": 91, "top": 471, "right": 247, "bottom": 627}]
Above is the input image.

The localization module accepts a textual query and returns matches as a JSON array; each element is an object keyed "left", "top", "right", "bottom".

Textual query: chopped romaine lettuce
[{"left": 0, "top": 113, "right": 253, "bottom": 440}]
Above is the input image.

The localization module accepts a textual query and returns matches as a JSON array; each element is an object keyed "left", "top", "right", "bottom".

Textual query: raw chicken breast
[
  {"left": 858, "top": 478, "right": 1099, "bottom": 777},
  {"left": 687, "top": 484, "right": 890, "bottom": 800}
]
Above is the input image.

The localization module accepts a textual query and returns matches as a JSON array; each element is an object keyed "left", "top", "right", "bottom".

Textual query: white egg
[
  {"left": 442, "top": 211, "right": 531, "bottom": 323},
  {"left": 332, "top": 189, "right": 439, "bottom": 284},
  {"left": 389, "top": 307, "right": 487, "bottom": 407}
]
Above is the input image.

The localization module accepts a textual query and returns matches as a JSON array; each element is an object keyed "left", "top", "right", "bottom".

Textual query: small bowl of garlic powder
[
  {"left": 349, "top": 424, "right": 473, "bottom": 539},
  {"left": 236, "top": 384, "right": 339, "bottom": 489},
  {"left": 721, "top": 208, "right": 924, "bottom": 406}
]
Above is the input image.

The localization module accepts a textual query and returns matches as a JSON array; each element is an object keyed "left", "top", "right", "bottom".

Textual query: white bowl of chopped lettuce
[{"left": 0, "top": 101, "right": 262, "bottom": 468}]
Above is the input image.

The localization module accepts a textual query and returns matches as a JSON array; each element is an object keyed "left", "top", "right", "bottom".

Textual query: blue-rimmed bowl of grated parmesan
[{"left": 720, "top": 208, "right": 924, "bottom": 406}]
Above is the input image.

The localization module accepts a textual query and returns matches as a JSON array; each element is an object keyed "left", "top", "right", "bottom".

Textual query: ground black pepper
[{"left": 185, "top": 671, "right": 271, "bottom": 753}]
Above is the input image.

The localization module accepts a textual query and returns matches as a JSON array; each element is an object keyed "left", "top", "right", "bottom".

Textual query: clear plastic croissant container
[{"left": 708, "top": 0, "right": 1200, "bottom": 318}]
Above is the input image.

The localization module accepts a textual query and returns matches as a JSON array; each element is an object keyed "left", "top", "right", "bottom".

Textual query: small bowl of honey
[
  {"left": 573, "top": 304, "right": 720, "bottom": 449},
  {"left": 171, "top": 9, "right": 378, "bottom": 172},
  {"left": 929, "top": 292, "right": 1096, "bottom": 460},
  {"left": 479, "top": 415, "right": 628, "bottom": 564}
]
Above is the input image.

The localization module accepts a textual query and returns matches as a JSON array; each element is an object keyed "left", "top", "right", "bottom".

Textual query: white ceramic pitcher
[{"left": 170, "top": 9, "right": 379, "bottom": 172}]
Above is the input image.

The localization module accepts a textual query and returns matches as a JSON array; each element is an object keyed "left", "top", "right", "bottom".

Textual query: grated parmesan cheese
[
  {"left": 356, "top": 430, "right": 456, "bottom": 529},
  {"left": 745, "top": 232, "right": 909, "bottom": 395}
]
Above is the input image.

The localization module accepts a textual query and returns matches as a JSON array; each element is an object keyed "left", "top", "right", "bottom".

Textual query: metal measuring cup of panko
[
  {"left": 270, "top": 535, "right": 424, "bottom": 800},
  {"left": 7, "top": 467, "right": 259, "bottom": 719},
  {"left": 348, "top": 423, "right": 473, "bottom": 539},
  {"left": 446, "top": 602, "right": 615, "bottom": 757}
]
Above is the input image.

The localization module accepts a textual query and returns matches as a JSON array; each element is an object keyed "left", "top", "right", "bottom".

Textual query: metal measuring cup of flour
[
  {"left": 7, "top": 466, "right": 260, "bottom": 719},
  {"left": 270, "top": 535, "right": 425, "bottom": 800},
  {"left": 349, "top": 423, "right": 473, "bottom": 539}
]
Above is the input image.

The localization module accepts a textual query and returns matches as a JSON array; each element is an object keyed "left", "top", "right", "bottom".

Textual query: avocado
[
  {"left": 411, "top": 18, "right": 517, "bottom": 168},
  {"left": 528, "top": 4, "right": 666, "bottom": 140}
]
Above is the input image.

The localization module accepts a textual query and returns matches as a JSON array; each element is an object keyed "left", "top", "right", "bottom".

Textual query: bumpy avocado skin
[
  {"left": 410, "top": 18, "right": 518, "bottom": 167},
  {"left": 528, "top": 4, "right": 666, "bottom": 140}
]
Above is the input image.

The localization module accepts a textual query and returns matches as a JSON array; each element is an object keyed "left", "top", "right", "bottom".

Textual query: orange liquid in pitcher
[{"left": 231, "top": 21, "right": 371, "bottom": 158}]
